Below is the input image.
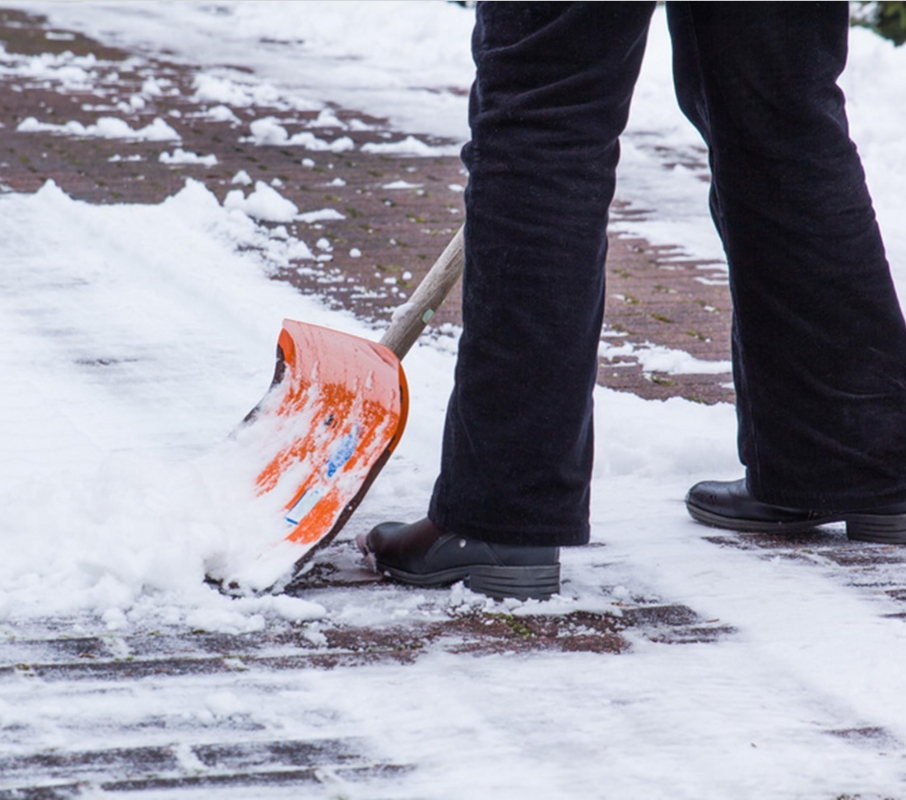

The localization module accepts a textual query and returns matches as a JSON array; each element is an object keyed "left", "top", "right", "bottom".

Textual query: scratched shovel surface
[{"left": 238, "top": 228, "right": 463, "bottom": 586}]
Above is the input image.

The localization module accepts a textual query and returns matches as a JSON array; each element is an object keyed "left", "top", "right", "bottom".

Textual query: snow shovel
[{"left": 247, "top": 226, "right": 463, "bottom": 572}]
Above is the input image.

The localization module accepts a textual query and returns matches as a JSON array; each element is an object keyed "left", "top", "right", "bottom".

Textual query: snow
[
  {"left": 2, "top": 3, "right": 906, "bottom": 797},
  {"left": 840, "top": 26, "right": 906, "bottom": 295},
  {"left": 159, "top": 147, "right": 218, "bottom": 167},
  {"left": 599, "top": 340, "right": 732, "bottom": 376},
  {"left": 198, "top": 102, "right": 242, "bottom": 124},
  {"left": 191, "top": 72, "right": 311, "bottom": 111},
  {"left": 0, "top": 45, "right": 99, "bottom": 90},
  {"left": 297, "top": 207, "right": 345, "bottom": 224},
  {"left": 17, "top": 114, "right": 180, "bottom": 141},
  {"left": 310, "top": 107, "right": 347, "bottom": 129},
  {"left": 246, "top": 115, "right": 355, "bottom": 151},
  {"left": 20, "top": 0, "right": 476, "bottom": 137},
  {"left": 382, "top": 179, "right": 423, "bottom": 190},
  {"left": 362, "top": 135, "right": 460, "bottom": 157},
  {"left": 223, "top": 180, "right": 299, "bottom": 223}
]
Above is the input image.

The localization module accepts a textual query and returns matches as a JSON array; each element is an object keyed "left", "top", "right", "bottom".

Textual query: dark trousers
[{"left": 429, "top": 2, "right": 906, "bottom": 547}]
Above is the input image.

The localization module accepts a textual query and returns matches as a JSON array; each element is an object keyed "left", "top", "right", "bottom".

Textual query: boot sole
[
  {"left": 687, "top": 502, "right": 906, "bottom": 544},
  {"left": 846, "top": 513, "right": 906, "bottom": 544},
  {"left": 376, "top": 561, "right": 560, "bottom": 601}
]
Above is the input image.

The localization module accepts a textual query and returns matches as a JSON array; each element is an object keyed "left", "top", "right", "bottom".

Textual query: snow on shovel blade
[
  {"left": 248, "top": 318, "right": 408, "bottom": 565},
  {"left": 242, "top": 227, "right": 462, "bottom": 579}
]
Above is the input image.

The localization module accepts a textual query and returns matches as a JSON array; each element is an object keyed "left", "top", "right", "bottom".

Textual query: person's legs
[
  {"left": 668, "top": 2, "right": 906, "bottom": 530},
  {"left": 359, "top": 2, "right": 655, "bottom": 596},
  {"left": 430, "top": 1, "right": 655, "bottom": 547}
]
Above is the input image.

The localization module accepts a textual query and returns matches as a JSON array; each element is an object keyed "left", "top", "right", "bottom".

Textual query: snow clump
[
  {"left": 17, "top": 115, "right": 181, "bottom": 142},
  {"left": 159, "top": 148, "right": 218, "bottom": 167},
  {"left": 224, "top": 180, "right": 299, "bottom": 223},
  {"left": 248, "top": 116, "right": 354, "bottom": 152}
]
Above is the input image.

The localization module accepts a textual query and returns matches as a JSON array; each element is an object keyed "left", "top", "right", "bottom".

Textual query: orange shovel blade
[{"left": 249, "top": 318, "right": 408, "bottom": 563}]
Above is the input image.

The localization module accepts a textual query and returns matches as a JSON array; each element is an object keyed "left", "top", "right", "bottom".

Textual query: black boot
[
  {"left": 686, "top": 479, "right": 906, "bottom": 543},
  {"left": 356, "top": 518, "right": 560, "bottom": 600}
]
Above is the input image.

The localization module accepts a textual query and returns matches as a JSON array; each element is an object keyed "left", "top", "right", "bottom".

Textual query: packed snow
[{"left": 2, "top": 3, "right": 906, "bottom": 798}]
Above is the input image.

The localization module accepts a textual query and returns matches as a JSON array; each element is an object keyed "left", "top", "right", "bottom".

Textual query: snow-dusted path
[
  {"left": 4, "top": 181, "right": 906, "bottom": 798},
  {"left": 3, "top": 3, "right": 906, "bottom": 798}
]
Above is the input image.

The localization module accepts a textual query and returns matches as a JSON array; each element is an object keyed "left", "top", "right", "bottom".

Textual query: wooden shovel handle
[{"left": 379, "top": 226, "right": 464, "bottom": 360}]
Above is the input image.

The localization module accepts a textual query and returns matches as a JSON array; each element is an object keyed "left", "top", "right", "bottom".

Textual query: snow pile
[
  {"left": 17, "top": 115, "right": 180, "bottom": 141},
  {"left": 192, "top": 70, "right": 320, "bottom": 112},
  {"left": 297, "top": 207, "right": 345, "bottom": 224},
  {"left": 140, "top": 75, "right": 164, "bottom": 96},
  {"left": 362, "top": 135, "right": 460, "bottom": 157},
  {"left": 309, "top": 107, "right": 347, "bottom": 129},
  {"left": 224, "top": 180, "right": 299, "bottom": 222},
  {"left": 0, "top": 44, "right": 100, "bottom": 90},
  {"left": 0, "top": 178, "right": 344, "bottom": 629},
  {"left": 599, "top": 340, "right": 732, "bottom": 376},
  {"left": 193, "top": 72, "right": 280, "bottom": 108},
  {"left": 197, "top": 103, "right": 242, "bottom": 124},
  {"left": 382, "top": 179, "right": 423, "bottom": 190},
  {"left": 247, "top": 116, "right": 354, "bottom": 152},
  {"left": 159, "top": 147, "right": 218, "bottom": 166}
]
